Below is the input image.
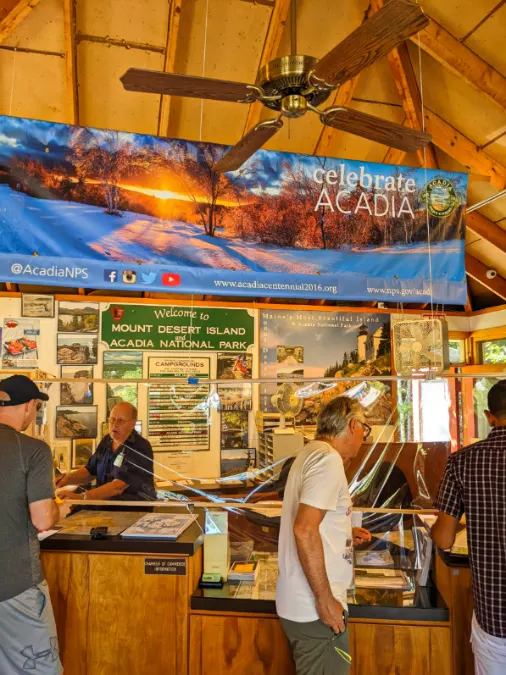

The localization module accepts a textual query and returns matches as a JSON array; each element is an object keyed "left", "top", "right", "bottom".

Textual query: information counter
[
  {"left": 190, "top": 553, "right": 451, "bottom": 675},
  {"left": 41, "top": 510, "right": 204, "bottom": 675},
  {"left": 40, "top": 508, "right": 455, "bottom": 675},
  {"left": 434, "top": 548, "right": 473, "bottom": 675}
]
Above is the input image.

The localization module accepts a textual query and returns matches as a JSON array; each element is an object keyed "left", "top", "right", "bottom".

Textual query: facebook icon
[{"left": 104, "top": 270, "right": 118, "bottom": 283}]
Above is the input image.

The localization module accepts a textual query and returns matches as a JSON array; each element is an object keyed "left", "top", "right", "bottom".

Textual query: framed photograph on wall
[
  {"left": 58, "top": 301, "right": 99, "bottom": 333},
  {"left": 220, "top": 448, "right": 256, "bottom": 477},
  {"left": 21, "top": 294, "right": 55, "bottom": 318},
  {"left": 57, "top": 334, "right": 98, "bottom": 365},
  {"left": 72, "top": 438, "right": 95, "bottom": 468},
  {"left": 61, "top": 365, "right": 94, "bottom": 405},
  {"left": 56, "top": 405, "right": 98, "bottom": 439}
]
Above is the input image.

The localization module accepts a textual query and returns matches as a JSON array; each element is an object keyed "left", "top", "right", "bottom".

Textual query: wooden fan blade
[
  {"left": 213, "top": 119, "right": 284, "bottom": 173},
  {"left": 322, "top": 107, "right": 431, "bottom": 151},
  {"left": 312, "top": 0, "right": 429, "bottom": 87},
  {"left": 120, "top": 69, "right": 257, "bottom": 103}
]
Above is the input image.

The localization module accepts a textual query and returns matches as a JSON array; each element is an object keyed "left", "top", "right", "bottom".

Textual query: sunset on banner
[{"left": 0, "top": 115, "right": 467, "bottom": 303}]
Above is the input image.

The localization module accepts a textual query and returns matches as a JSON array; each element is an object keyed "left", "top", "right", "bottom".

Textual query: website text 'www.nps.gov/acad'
[
  {"left": 366, "top": 287, "right": 429, "bottom": 297},
  {"left": 213, "top": 279, "right": 338, "bottom": 294}
]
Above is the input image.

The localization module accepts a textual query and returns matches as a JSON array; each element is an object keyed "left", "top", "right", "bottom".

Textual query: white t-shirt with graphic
[{"left": 276, "top": 440, "right": 353, "bottom": 623}]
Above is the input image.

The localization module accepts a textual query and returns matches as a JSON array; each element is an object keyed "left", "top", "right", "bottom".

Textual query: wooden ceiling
[{"left": 0, "top": 0, "right": 506, "bottom": 311}]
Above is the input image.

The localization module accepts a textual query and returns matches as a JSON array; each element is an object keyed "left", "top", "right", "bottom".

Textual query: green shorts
[
  {"left": 0, "top": 581, "right": 62, "bottom": 674},
  {"left": 281, "top": 615, "right": 351, "bottom": 675}
]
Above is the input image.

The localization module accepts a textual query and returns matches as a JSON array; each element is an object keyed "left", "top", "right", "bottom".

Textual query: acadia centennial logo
[{"left": 421, "top": 178, "right": 459, "bottom": 218}]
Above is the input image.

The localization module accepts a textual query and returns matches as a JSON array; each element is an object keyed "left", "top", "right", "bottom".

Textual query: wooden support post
[
  {"left": 63, "top": 0, "right": 79, "bottom": 126},
  {"left": 466, "top": 253, "right": 506, "bottom": 301},
  {"left": 0, "top": 0, "right": 41, "bottom": 45},
  {"left": 157, "top": 0, "right": 184, "bottom": 137}
]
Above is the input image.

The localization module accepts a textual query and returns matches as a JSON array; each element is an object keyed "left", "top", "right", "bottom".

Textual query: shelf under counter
[{"left": 191, "top": 579, "right": 449, "bottom": 623}]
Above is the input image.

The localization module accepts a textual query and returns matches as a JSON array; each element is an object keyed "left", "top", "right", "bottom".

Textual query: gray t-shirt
[{"left": 0, "top": 423, "right": 55, "bottom": 602}]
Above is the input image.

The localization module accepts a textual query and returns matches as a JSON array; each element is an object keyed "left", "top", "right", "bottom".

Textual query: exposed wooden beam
[
  {"left": 412, "top": 18, "right": 506, "bottom": 112},
  {"left": 0, "top": 0, "right": 41, "bottom": 45},
  {"left": 466, "top": 253, "right": 506, "bottom": 301},
  {"left": 63, "top": 0, "right": 78, "bottom": 126},
  {"left": 157, "top": 0, "right": 184, "bottom": 137},
  {"left": 243, "top": 0, "right": 291, "bottom": 133},
  {"left": 75, "top": 33, "right": 165, "bottom": 54},
  {"left": 424, "top": 109, "right": 506, "bottom": 190},
  {"left": 313, "top": 77, "right": 360, "bottom": 156},
  {"left": 371, "top": 0, "right": 438, "bottom": 169},
  {"left": 467, "top": 211, "right": 506, "bottom": 253}
]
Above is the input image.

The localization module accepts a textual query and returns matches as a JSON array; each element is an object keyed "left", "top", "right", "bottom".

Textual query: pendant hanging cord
[
  {"left": 290, "top": 0, "right": 297, "bottom": 55},
  {"left": 199, "top": 0, "right": 210, "bottom": 141}
]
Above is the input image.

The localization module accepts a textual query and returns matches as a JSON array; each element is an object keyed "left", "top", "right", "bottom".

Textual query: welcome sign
[
  {"left": 101, "top": 304, "right": 255, "bottom": 352},
  {"left": 0, "top": 115, "right": 468, "bottom": 303}
]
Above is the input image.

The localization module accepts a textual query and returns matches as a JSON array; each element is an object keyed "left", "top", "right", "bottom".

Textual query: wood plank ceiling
[{"left": 0, "top": 0, "right": 505, "bottom": 310}]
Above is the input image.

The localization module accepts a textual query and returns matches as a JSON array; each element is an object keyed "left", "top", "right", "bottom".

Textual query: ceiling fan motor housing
[{"left": 258, "top": 55, "right": 332, "bottom": 112}]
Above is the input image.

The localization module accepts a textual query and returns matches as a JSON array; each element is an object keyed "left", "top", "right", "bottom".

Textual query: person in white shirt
[{"left": 276, "top": 396, "right": 371, "bottom": 675}]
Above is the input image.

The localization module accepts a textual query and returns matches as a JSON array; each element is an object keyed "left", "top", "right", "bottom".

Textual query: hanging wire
[
  {"left": 199, "top": 0, "right": 210, "bottom": 142},
  {"left": 9, "top": 48, "right": 17, "bottom": 115}
]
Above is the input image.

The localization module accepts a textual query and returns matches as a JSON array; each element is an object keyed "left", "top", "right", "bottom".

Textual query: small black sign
[{"left": 144, "top": 558, "right": 187, "bottom": 576}]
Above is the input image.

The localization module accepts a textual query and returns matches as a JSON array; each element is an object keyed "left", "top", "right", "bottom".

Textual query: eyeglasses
[
  {"left": 357, "top": 420, "right": 372, "bottom": 440},
  {"left": 108, "top": 417, "right": 132, "bottom": 425}
]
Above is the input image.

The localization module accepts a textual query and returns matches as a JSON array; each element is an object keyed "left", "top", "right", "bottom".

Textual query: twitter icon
[{"left": 141, "top": 271, "right": 156, "bottom": 284}]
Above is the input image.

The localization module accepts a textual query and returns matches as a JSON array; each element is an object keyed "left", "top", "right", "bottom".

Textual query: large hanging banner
[{"left": 0, "top": 115, "right": 467, "bottom": 304}]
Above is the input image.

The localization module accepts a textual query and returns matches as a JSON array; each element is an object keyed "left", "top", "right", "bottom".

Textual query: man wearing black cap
[{"left": 0, "top": 375, "right": 63, "bottom": 674}]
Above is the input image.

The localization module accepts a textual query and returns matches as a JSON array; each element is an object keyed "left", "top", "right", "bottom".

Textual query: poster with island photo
[
  {"left": 103, "top": 351, "right": 143, "bottom": 379},
  {"left": 260, "top": 310, "right": 392, "bottom": 426},
  {"left": 21, "top": 294, "right": 55, "bottom": 318},
  {"left": 217, "top": 384, "right": 252, "bottom": 411},
  {"left": 57, "top": 334, "right": 98, "bottom": 364},
  {"left": 58, "top": 301, "right": 99, "bottom": 333},
  {"left": 61, "top": 366, "right": 94, "bottom": 405},
  {"left": 72, "top": 438, "right": 95, "bottom": 468},
  {"left": 56, "top": 405, "right": 98, "bottom": 438}
]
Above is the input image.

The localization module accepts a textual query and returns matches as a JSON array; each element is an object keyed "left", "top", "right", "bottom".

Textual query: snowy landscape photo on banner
[{"left": 0, "top": 115, "right": 467, "bottom": 303}]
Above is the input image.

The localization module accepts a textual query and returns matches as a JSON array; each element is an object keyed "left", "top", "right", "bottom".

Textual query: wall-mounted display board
[
  {"left": 101, "top": 304, "right": 254, "bottom": 352},
  {"left": 260, "top": 310, "right": 392, "bottom": 426},
  {"left": 0, "top": 115, "right": 467, "bottom": 304},
  {"left": 147, "top": 357, "right": 211, "bottom": 452}
]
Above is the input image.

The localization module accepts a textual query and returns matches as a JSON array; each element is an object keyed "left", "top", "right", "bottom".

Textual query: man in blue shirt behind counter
[{"left": 57, "top": 402, "right": 156, "bottom": 502}]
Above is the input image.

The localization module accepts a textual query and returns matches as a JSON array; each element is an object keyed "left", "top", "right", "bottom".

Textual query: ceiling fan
[{"left": 120, "top": 0, "right": 431, "bottom": 173}]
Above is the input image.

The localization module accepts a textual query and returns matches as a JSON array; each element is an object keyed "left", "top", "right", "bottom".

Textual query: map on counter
[
  {"left": 121, "top": 513, "right": 197, "bottom": 540},
  {"left": 57, "top": 510, "right": 142, "bottom": 536}
]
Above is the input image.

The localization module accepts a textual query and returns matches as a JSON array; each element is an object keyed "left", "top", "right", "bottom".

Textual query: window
[
  {"left": 480, "top": 339, "right": 506, "bottom": 364},
  {"left": 448, "top": 339, "right": 466, "bottom": 364}
]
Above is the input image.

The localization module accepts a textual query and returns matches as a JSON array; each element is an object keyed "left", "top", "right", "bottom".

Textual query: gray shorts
[
  {"left": 281, "top": 616, "right": 351, "bottom": 675},
  {"left": 0, "top": 581, "right": 62, "bottom": 674}
]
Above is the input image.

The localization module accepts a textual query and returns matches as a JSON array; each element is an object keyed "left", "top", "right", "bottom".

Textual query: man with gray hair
[{"left": 276, "top": 396, "right": 371, "bottom": 675}]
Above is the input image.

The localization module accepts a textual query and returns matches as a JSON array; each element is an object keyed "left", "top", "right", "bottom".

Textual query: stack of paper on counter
[
  {"left": 354, "top": 568, "right": 411, "bottom": 591},
  {"left": 121, "top": 513, "right": 197, "bottom": 540},
  {"left": 228, "top": 561, "right": 259, "bottom": 582}
]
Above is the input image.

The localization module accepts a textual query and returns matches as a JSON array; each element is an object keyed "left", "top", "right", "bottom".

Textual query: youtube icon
[{"left": 162, "top": 273, "right": 181, "bottom": 287}]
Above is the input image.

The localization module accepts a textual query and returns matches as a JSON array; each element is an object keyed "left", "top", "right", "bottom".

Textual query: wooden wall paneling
[
  {"left": 351, "top": 623, "right": 451, "bottom": 675},
  {"left": 41, "top": 551, "right": 89, "bottom": 675},
  {"left": 435, "top": 554, "right": 474, "bottom": 675},
  {"left": 190, "top": 615, "right": 296, "bottom": 675},
  {"left": 86, "top": 554, "right": 190, "bottom": 675}
]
